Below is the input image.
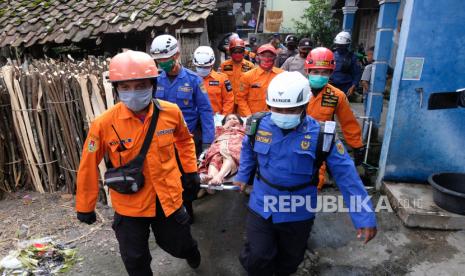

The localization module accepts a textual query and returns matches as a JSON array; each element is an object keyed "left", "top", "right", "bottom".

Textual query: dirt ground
[{"left": 1, "top": 188, "right": 465, "bottom": 276}]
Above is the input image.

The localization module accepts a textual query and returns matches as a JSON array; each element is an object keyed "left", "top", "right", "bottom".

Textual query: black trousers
[
  {"left": 239, "top": 210, "right": 314, "bottom": 276},
  {"left": 112, "top": 200, "right": 199, "bottom": 276}
]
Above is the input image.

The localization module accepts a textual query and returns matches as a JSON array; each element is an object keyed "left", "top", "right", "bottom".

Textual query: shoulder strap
[
  {"left": 310, "top": 121, "right": 336, "bottom": 186},
  {"left": 138, "top": 100, "right": 160, "bottom": 158}
]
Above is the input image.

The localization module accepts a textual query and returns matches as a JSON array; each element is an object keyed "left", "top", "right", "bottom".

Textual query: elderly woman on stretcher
[{"left": 198, "top": 114, "right": 245, "bottom": 196}]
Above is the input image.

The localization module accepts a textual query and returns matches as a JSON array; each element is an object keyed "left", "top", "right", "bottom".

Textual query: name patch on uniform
[
  {"left": 223, "top": 65, "right": 233, "bottom": 71},
  {"left": 256, "top": 135, "right": 271, "bottom": 144},
  {"left": 225, "top": 80, "right": 232, "bottom": 92},
  {"left": 179, "top": 86, "right": 193, "bottom": 93},
  {"left": 209, "top": 80, "right": 220, "bottom": 86},
  {"left": 251, "top": 83, "right": 261, "bottom": 88},
  {"left": 157, "top": 128, "right": 174, "bottom": 136},
  {"left": 242, "top": 65, "right": 252, "bottom": 72},
  {"left": 109, "top": 138, "right": 133, "bottom": 146},
  {"left": 257, "top": 130, "right": 272, "bottom": 137},
  {"left": 304, "top": 134, "right": 311, "bottom": 139}
]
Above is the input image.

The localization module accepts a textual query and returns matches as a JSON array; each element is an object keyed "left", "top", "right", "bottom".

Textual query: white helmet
[
  {"left": 334, "top": 31, "right": 351, "bottom": 45},
  {"left": 193, "top": 46, "right": 215, "bottom": 66},
  {"left": 150, "top": 34, "right": 179, "bottom": 59},
  {"left": 266, "top": 71, "right": 311, "bottom": 108}
]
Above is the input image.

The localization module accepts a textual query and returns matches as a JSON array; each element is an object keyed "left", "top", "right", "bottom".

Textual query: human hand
[
  {"left": 356, "top": 227, "right": 377, "bottom": 244},
  {"left": 77, "top": 211, "right": 96, "bottom": 225},
  {"left": 233, "top": 181, "right": 246, "bottom": 193},
  {"left": 348, "top": 85, "right": 356, "bottom": 96}
]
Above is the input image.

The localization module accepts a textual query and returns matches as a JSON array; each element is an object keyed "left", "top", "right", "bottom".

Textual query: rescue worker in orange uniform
[
  {"left": 305, "top": 47, "right": 365, "bottom": 189},
  {"left": 75, "top": 50, "right": 201, "bottom": 275},
  {"left": 219, "top": 38, "right": 254, "bottom": 112},
  {"left": 193, "top": 46, "right": 234, "bottom": 115},
  {"left": 236, "top": 44, "right": 284, "bottom": 117}
]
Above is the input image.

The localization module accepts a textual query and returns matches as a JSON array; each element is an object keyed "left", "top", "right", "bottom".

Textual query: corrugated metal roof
[{"left": 0, "top": 0, "right": 218, "bottom": 48}]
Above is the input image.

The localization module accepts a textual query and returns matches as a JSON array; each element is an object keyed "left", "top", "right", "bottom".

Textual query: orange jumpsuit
[
  {"left": 219, "top": 58, "right": 254, "bottom": 108},
  {"left": 203, "top": 70, "right": 234, "bottom": 115},
  {"left": 76, "top": 100, "right": 197, "bottom": 217},
  {"left": 306, "top": 84, "right": 363, "bottom": 189},
  {"left": 236, "top": 66, "right": 284, "bottom": 117}
]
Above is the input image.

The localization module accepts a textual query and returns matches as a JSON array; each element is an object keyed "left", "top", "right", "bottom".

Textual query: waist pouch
[
  {"left": 104, "top": 158, "right": 144, "bottom": 194},
  {"left": 104, "top": 100, "right": 160, "bottom": 195}
]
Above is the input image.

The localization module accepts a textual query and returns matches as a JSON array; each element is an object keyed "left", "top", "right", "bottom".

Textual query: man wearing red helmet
[
  {"left": 220, "top": 38, "right": 255, "bottom": 113},
  {"left": 236, "top": 44, "right": 284, "bottom": 117},
  {"left": 304, "top": 47, "right": 365, "bottom": 189},
  {"left": 76, "top": 50, "right": 201, "bottom": 274}
]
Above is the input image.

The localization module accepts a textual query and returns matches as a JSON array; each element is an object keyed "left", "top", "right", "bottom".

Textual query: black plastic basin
[{"left": 428, "top": 173, "right": 465, "bottom": 215}]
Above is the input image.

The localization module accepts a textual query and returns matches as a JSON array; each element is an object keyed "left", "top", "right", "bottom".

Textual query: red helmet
[
  {"left": 229, "top": 38, "right": 246, "bottom": 51},
  {"left": 305, "top": 47, "right": 336, "bottom": 70},
  {"left": 257, "top": 44, "right": 277, "bottom": 55}
]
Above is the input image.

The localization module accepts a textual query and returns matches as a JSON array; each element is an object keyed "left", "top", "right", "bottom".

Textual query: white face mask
[
  {"left": 195, "top": 67, "right": 212, "bottom": 77},
  {"left": 270, "top": 112, "right": 301, "bottom": 129},
  {"left": 118, "top": 88, "right": 153, "bottom": 112}
]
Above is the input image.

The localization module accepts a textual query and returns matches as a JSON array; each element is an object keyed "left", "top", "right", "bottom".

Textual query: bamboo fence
[{"left": 0, "top": 58, "right": 115, "bottom": 198}]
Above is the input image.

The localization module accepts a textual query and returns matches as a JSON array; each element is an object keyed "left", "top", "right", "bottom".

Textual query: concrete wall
[
  {"left": 378, "top": 0, "right": 465, "bottom": 183},
  {"left": 264, "top": 0, "right": 310, "bottom": 33}
]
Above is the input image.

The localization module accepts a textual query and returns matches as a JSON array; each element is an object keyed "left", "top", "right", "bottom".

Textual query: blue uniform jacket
[
  {"left": 155, "top": 67, "right": 215, "bottom": 143},
  {"left": 330, "top": 50, "right": 361, "bottom": 93},
  {"left": 235, "top": 114, "right": 376, "bottom": 228}
]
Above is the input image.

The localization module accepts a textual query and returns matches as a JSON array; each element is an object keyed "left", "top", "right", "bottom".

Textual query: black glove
[
  {"left": 201, "top": 143, "right": 211, "bottom": 152},
  {"left": 353, "top": 146, "right": 366, "bottom": 166},
  {"left": 181, "top": 172, "right": 201, "bottom": 201},
  {"left": 77, "top": 211, "right": 96, "bottom": 225}
]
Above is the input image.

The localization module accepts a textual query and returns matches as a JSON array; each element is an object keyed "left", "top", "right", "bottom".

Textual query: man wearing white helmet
[
  {"left": 151, "top": 34, "right": 215, "bottom": 223},
  {"left": 330, "top": 31, "right": 362, "bottom": 96},
  {"left": 193, "top": 46, "right": 234, "bottom": 114},
  {"left": 234, "top": 71, "right": 377, "bottom": 275}
]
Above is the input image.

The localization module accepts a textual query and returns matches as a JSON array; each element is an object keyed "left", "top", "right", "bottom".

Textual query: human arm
[
  {"left": 194, "top": 76, "right": 215, "bottom": 144},
  {"left": 233, "top": 135, "right": 256, "bottom": 190},
  {"left": 75, "top": 120, "right": 106, "bottom": 220},
  {"left": 326, "top": 139, "right": 377, "bottom": 242},
  {"left": 236, "top": 74, "right": 252, "bottom": 116},
  {"left": 173, "top": 107, "right": 197, "bottom": 173}
]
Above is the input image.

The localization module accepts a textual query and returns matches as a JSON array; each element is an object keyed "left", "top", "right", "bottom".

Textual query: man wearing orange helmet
[
  {"left": 236, "top": 44, "right": 284, "bottom": 117},
  {"left": 220, "top": 38, "right": 255, "bottom": 112},
  {"left": 76, "top": 50, "right": 201, "bottom": 274},
  {"left": 305, "top": 47, "right": 365, "bottom": 189}
]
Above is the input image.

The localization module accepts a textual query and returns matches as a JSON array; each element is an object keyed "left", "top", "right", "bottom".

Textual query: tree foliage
[{"left": 293, "top": 0, "right": 340, "bottom": 47}]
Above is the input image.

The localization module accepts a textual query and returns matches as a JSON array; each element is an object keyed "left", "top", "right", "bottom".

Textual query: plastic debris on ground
[{"left": 0, "top": 237, "right": 80, "bottom": 275}]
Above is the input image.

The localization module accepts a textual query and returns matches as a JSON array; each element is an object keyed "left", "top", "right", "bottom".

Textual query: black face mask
[{"left": 287, "top": 45, "right": 297, "bottom": 51}]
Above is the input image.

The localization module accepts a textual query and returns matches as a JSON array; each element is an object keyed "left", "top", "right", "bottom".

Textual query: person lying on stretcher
[{"left": 198, "top": 114, "right": 245, "bottom": 192}]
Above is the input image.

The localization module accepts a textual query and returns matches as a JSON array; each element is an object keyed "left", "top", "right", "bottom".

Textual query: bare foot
[
  {"left": 209, "top": 175, "right": 224, "bottom": 185},
  {"left": 200, "top": 174, "right": 212, "bottom": 184}
]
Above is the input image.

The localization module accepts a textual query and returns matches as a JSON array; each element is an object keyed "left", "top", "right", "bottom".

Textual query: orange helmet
[
  {"left": 109, "top": 50, "right": 158, "bottom": 82},
  {"left": 257, "top": 44, "right": 277, "bottom": 55},
  {"left": 305, "top": 47, "right": 335, "bottom": 70},
  {"left": 229, "top": 38, "right": 246, "bottom": 51}
]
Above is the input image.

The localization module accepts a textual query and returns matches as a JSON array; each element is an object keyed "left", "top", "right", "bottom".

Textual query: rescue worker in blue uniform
[
  {"left": 330, "top": 31, "right": 362, "bottom": 95},
  {"left": 234, "top": 71, "right": 377, "bottom": 276},
  {"left": 151, "top": 34, "right": 215, "bottom": 223}
]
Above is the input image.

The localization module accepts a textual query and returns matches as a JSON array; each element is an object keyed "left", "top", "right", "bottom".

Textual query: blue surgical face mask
[
  {"left": 308, "top": 75, "right": 329, "bottom": 89},
  {"left": 270, "top": 112, "right": 301, "bottom": 129},
  {"left": 195, "top": 67, "right": 212, "bottom": 77},
  {"left": 118, "top": 88, "right": 153, "bottom": 112}
]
